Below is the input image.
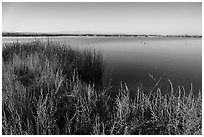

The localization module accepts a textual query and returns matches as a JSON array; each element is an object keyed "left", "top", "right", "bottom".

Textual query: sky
[{"left": 2, "top": 2, "right": 202, "bottom": 35}]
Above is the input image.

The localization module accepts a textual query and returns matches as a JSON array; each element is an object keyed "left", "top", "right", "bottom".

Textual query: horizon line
[{"left": 2, "top": 31, "right": 202, "bottom": 36}]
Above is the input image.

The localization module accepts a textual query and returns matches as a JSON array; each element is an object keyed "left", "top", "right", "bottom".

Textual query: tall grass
[{"left": 2, "top": 40, "right": 202, "bottom": 135}]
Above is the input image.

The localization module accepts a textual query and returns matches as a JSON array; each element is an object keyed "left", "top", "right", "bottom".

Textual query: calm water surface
[{"left": 3, "top": 36, "right": 202, "bottom": 95}]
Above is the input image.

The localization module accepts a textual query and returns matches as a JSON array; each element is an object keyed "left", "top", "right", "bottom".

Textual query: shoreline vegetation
[
  {"left": 2, "top": 40, "right": 202, "bottom": 135},
  {"left": 2, "top": 32, "right": 202, "bottom": 38}
]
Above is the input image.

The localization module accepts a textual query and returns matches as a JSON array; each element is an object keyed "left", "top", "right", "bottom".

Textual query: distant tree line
[{"left": 2, "top": 32, "right": 202, "bottom": 38}]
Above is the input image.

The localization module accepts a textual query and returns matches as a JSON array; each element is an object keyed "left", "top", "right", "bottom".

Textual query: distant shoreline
[{"left": 2, "top": 32, "right": 202, "bottom": 38}]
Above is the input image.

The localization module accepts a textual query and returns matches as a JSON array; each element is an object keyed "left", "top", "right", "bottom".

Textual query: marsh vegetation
[{"left": 2, "top": 40, "right": 202, "bottom": 135}]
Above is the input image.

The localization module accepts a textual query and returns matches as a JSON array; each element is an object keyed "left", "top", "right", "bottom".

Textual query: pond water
[{"left": 3, "top": 36, "right": 202, "bottom": 95}]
